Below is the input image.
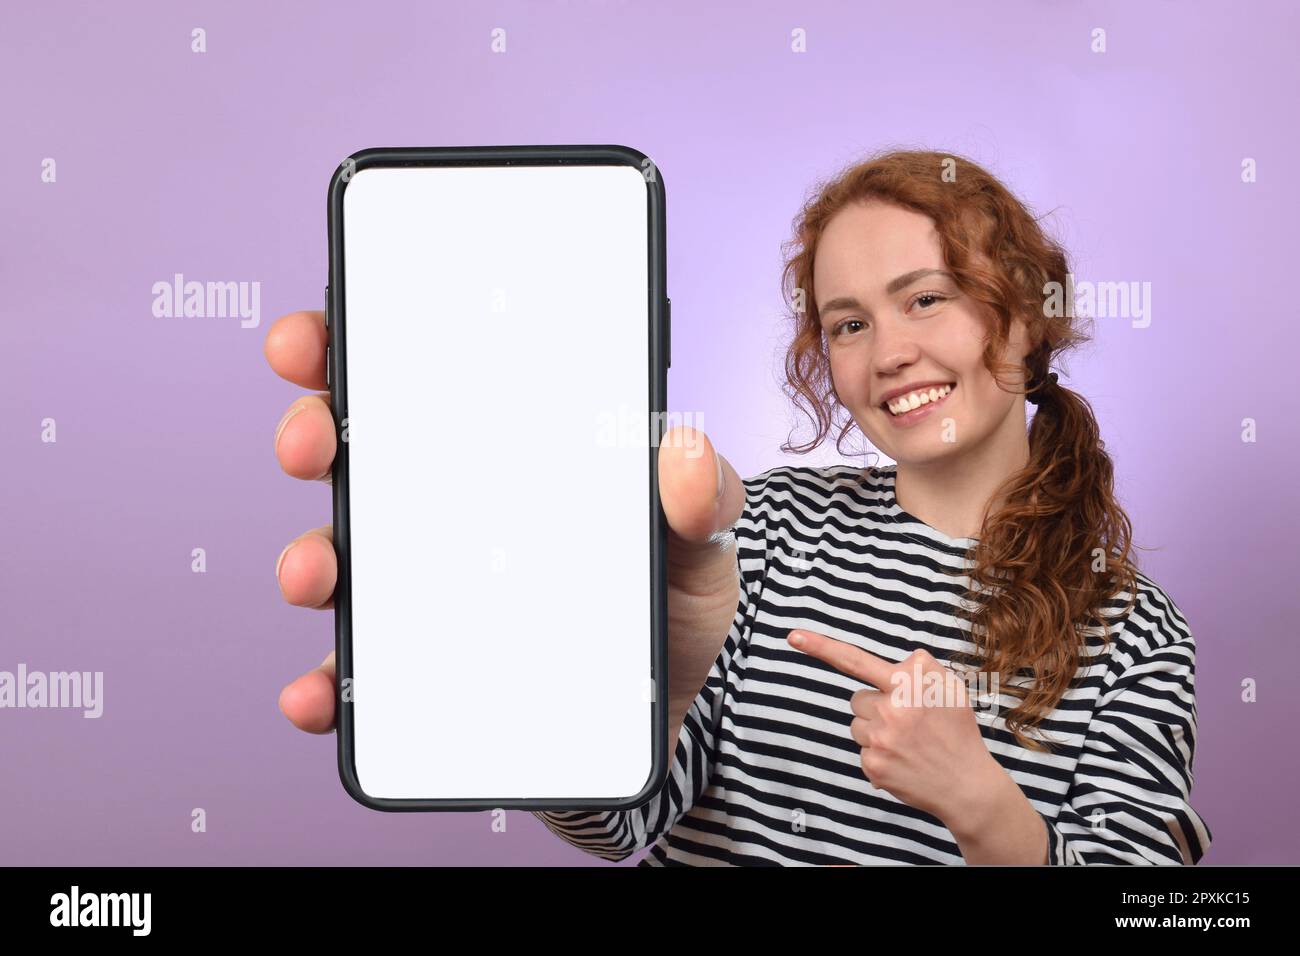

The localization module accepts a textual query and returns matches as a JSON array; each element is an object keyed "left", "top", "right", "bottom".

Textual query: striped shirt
[{"left": 534, "top": 463, "right": 1211, "bottom": 865}]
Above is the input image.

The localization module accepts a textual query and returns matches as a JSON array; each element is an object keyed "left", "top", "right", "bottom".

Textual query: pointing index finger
[{"left": 788, "top": 629, "right": 897, "bottom": 690}]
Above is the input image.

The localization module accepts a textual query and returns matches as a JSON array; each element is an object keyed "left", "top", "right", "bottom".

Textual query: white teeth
[{"left": 887, "top": 384, "right": 952, "bottom": 416}]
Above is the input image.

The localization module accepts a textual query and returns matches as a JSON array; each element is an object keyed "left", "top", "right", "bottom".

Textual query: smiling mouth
[{"left": 881, "top": 382, "right": 957, "bottom": 417}]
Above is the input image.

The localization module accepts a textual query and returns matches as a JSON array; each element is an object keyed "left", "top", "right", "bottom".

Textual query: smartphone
[{"left": 325, "top": 145, "right": 669, "bottom": 811}]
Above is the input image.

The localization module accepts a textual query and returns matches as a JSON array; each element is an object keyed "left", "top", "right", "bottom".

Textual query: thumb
[{"left": 658, "top": 427, "right": 743, "bottom": 545}]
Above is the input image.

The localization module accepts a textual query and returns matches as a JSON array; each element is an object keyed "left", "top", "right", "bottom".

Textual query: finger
[
  {"left": 860, "top": 749, "right": 880, "bottom": 787},
  {"left": 850, "top": 687, "right": 885, "bottom": 719},
  {"left": 276, "top": 526, "right": 336, "bottom": 609},
  {"left": 275, "top": 393, "right": 336, "bottom": 483},
  {"left": 264, "top": 310, "right": 327, "bottom": 390},
  {"left": 658, "top": 427, "right": 743, "bottom": 546},
  {"left": 788, "top": 629, "right": 896, "bottom": 690},
  {"left": 278, "top": 650, "right": 337, "bottom": 734},
  {"left": 850, "top": 716, "right": 873, "bottom": 747}
]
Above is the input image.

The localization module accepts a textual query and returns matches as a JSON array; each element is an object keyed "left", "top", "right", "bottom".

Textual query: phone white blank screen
[{"left": 341, "top": 163, "right": 654, "bottom": 802}]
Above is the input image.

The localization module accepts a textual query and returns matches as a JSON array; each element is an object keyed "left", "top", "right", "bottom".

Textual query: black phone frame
[{"left": 326, "top": 145, "right": 670, "bottom": 812}]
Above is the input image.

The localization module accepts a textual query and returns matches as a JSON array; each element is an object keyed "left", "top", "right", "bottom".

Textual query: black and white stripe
[{"left": 535, "top": 464, "right": 1211, "bottom": 865}]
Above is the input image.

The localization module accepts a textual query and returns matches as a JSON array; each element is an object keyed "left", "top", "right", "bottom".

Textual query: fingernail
[
  {"left": 275, "top": 403, "right": 305, "bottom": 453},
  {"left": 714, "top": 451, "right": 727, "bottom": 502},
  {"left": 275, "top": 540, "right": 295, "bottom": 583},
  {"left": 789, "top": 631, "right": 805, "bottom": 647}
]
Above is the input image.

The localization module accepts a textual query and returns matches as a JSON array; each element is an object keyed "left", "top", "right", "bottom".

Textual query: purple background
[{"left": 2, "top": 0, "right": 1296, "bottom": 865}]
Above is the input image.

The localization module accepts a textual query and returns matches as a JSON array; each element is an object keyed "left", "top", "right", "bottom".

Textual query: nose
[{"left": 871, "top": 314, "right": 923, "bottom": 380}]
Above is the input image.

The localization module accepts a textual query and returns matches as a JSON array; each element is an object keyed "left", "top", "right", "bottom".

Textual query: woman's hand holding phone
[{"left": 266, "top": 308, "right": 746, "bottom": 750}]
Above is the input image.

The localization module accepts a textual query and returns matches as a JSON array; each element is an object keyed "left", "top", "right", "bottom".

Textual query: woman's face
[{"left": 811, "top": 199, "right": 1031, "bottom": 466}]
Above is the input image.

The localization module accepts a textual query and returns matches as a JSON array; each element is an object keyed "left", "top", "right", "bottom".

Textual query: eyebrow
[{"left": 817, "top": 268, "right": 955, "bottom": 318}]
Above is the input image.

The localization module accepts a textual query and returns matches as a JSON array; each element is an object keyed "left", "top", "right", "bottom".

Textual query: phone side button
[
  {"left": 665, "top": 297, "right": 671, "bottom": 369},
  {"left": 324, "top": 285, "right": 330, "bottom": 331},
  {"left": 326, "top": 345, "right": 331, "bottom": 388}
]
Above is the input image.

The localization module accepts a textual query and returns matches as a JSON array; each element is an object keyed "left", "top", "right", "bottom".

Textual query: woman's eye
[
  {"left": 913, "top": 293, "right": 948, "bottom": 310},
  {"left": 833, "top": 318, "right": 865, "bottom": 337}
]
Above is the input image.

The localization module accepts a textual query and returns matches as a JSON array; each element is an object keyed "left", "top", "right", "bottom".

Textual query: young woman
[{"left": 267, "top": 149, "right": 1210, "bottom": 866}]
